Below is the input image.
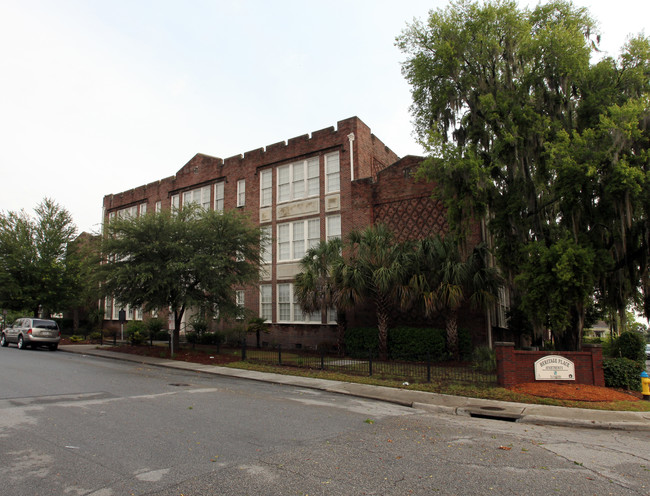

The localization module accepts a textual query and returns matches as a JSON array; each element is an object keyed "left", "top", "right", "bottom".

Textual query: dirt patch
[{"left": 509, "top": 382, "right": 641, "bottom": 402}]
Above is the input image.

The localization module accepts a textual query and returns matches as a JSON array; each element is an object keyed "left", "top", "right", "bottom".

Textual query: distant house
[{"left": 585, "top": 320, "right": 609, "bottom": 339}]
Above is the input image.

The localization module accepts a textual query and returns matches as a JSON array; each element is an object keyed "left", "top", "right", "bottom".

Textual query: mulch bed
[
  {"left": 509, "top": 382, "right": 641, "bottom": 402},
  {"left": 106, "top": 344, "right": 241, "bottom": 366}
]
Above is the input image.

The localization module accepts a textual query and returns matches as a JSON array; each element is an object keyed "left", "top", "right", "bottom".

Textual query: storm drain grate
[{"left": 465, "top": 406, "right": 522, "bottom": 422}]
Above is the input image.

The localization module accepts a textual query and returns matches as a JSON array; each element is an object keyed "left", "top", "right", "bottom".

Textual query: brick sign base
[{"left": 495, "top": 342, "right": 604, "bottom": 388}]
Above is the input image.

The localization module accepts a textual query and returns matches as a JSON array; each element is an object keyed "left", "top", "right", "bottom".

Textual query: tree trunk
[
  {"left": 172, "top": 308, "right": 184, "bottom": 352},
  {"left": 376, "top": 297, "right": 390, "bottom": 361},
  {"left": 336, "top": 311, "right": 347, "bottom": 356},
  {"left": 446, "top": 311, "right": 459, "bottom": 360}
]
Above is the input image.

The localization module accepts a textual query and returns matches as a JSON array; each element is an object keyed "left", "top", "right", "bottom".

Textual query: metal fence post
[
  {"left": 241, "top": 338, "right": 247, "bottom": 361},
  {"left": 320, "top": 349, "right": 325, "bottom": 370},
  {"left": 426, "top": 352, "right": 431, "bottom": 383},
  {"left": 368, "top": 348, "right": 373, "bottom": 377},
  {"left": 278, "top": 344, "right": 282, "bottom": 366}
]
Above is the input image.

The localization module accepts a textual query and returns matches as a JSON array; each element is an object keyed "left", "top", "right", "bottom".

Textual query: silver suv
[{"left": 1, "top": 318, "right": 60, "bottom": 351}]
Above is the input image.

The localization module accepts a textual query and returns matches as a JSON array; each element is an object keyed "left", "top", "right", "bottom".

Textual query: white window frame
[
  {"left": 139, "top": 203, "right": 147, "bottom": 215},
  {"left": 260, "top": 285, "right": 272, "bottom": 322},
  {"left": 237, "top": 179, "right": 246, "bottom": 207},
  {"left": 277, "top": 218, "right": 320, "bottom": 262},
  {"left": 155, "top": 201, "right": 162, "bottom": 213},
  {"left": 104, "top": 297, "right": 111, "bottom": 320},
  {"left": 261, "top": 225, "right": 272, "bottom": 264},
  {"left": 182, "top": 185, "right": 211, "bottom": 210},
  {"left": 171, "top": 194, "right": 180, "bottom": 211},
  {"left": 214, "top": 182, "right": 224, "bottom": 212},
  {"left": 111, "top": 298, "right": 119, "bottom": 320},
  {"left": 325, "top": 152, "right": 340, "bottom": 194},
  {"left": 116, "top": 205, "right": 138, "bottom": 220},
  {"left": 277, "top": 283, "right": 321, "bottom": 324},
  {"left": 260, "top": 169, "right": 272, "bottom": 207},
  {"left": 235, "top": 290, "right": 245, "bottom": 319},
  {"left": 326, "top": 214, "right": 341, "bottom": 241},
  {"left": 276, "top": 157, "right": 319, "bottom": 204}
]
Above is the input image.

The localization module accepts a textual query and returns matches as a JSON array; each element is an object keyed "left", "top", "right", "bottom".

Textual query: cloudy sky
[{"left": 1, "top": 0, "right": 648, "bottom": 234}]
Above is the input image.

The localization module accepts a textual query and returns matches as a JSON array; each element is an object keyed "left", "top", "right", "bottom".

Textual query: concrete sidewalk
[{"left": 60, "top": 344, "right": 650, "bottom": 432}]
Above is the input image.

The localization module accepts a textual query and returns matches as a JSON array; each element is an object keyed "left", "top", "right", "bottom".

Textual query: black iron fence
[{"left": 240, "top": 343, "right": 497, "bottom": 387}]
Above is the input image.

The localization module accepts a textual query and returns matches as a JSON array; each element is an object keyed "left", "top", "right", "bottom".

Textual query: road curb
[{"left": 60, "top": 345, "right": 650, "bottom": 432}]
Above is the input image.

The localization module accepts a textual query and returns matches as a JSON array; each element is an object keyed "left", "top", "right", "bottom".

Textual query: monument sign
[{"left": 534, "top": 355, "right": 575, "bottom": 381}]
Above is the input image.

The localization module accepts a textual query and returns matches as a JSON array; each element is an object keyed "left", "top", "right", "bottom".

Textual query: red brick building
[{"left": 102, "top": 116, "right": 501, "bottom": 349}]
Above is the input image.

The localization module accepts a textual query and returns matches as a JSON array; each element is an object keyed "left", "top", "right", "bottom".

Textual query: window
[
  {"left": 155, "top": 201, "right": 162, "bottom": 213},
  {"left": 236, "top": 290, "right": 245, "bottom": 308},
  {"left": 236, "top": 290, "right": 245, "bottom": 319},
  {"left": 111, "top": 298, "right": 119, "bottom": 320},
  {"left": 326, "top": 215, "right": 341, "bottom": 241},
  {"left": 328, "top": 307, "right": 337, "bottom": 323},
  {"left": 139, "top": 203, "right": 147, "bottom": 215},
  {"left": 276, "top": 157, "right": 319, "bottom": 203},
  {"left": 277, "top": 283, "right": 321, "bottom": 323},
  {"left": 214, "top": 182, "right": 224, "bottom": 212},
  {"left": 171, "top": 194, "right": 180, "bottom": 211},
  {"left": 237, "top": 179, "right": 246, "bottom": 207},
  {"left": 325, "top": 152, "right": 340, "bottom": 193},
  {"left": 115, "top": 205, "right": 137, "bottom": 220},
  {"left": 260, "top": 285, "right": 272, "bottom": 321},
  {"left": 182, "top": 185, "right": 210, "bottom": 210},
  {"left": 104, "top": 297, "right": 111, "bottom": 320},
  {"left": 277, "top": 284, "right": 291, "bottom": 321},
  {"left": 261, "top": 225, "right": 272, "bottom": 264},
  {"left": 260, "top": 169, "right": 272, "bottom": 207},
  {"left": 277, "top": 218, "right": 320, "bottom": 261}
]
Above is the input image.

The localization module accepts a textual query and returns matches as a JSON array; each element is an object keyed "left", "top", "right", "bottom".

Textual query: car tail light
[{"left": 27, "top": 328, "right": 32, "bottom": 335}]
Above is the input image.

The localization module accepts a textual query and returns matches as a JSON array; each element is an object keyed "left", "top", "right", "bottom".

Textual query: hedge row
[{"left": 344, "top": 326, "right": 473, "bottom": 361}]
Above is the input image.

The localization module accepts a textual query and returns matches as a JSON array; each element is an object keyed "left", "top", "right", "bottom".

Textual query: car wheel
[
  {"left": 17, "top": 335, "right": 26, "bottom": 350},
  {"left": 48, "top": 344, "right": 58, "bottom": 351},
  {"left": 0, "top": 334, "right": 7, "bottom": 347}
]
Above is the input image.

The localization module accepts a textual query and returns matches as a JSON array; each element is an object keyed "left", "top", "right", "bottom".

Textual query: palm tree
[
  {"left": 407, "top": 236, "right": 502, "bottom": 360},
  {"left": 334, "top": 225, "right": 410, "bottom": 360},
  {"left": 294, "top": 238, "right": 347, "bottom": 354}
]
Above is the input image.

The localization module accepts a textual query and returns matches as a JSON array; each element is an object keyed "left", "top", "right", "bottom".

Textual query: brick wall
[{"left": 495, "top": 342, "right": 605, "bottom": 388}]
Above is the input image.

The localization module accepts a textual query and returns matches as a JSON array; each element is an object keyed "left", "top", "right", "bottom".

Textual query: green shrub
[
  {"left": 345, "top": 327, "right": 379, "bottom": 358},
  {"left": 88, "top": 331, "right": 102, "bottom": 341},
  {"left": 346, "top": 326, "right": 458, "bottom": 361},
  {"left": 603, "top": 357, "right": 644, "bottom": 391},
  {"left": 69, "top": 335, "right": 84, "bottom": 343},
  {"left": 189, "top": 316, "right": 209, "bottom": 336},
  {"left": 145, "top": 317, "right": 165, "bottom": 342},
  {"left": 610, "top": 331, "right": 646, "bottom": 364},
  {"left": 126, "top": 321, "right": 147, "bottom": 345},
  {"left": 472, "top": 346, "right": 496, "bottom": 372},
  {"left": 458, "top": 327, "right": 473, "bottom": 359},
  {"left": 388, "top": 327, "right": 446, "bottom": 361}
]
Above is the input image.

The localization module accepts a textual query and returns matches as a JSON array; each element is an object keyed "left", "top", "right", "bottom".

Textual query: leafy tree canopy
[
  {"left": 0, "top": 198, "right": 77, "bottom": 317},
  {"left": 398, "top": 0, "right": 650, "bottom": 349},
  {"left": 99, "top": 206, "right": 264, "bottom": 347}
]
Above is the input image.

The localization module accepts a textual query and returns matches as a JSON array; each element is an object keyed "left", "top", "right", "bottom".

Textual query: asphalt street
[{"left": 1, "top": 346, "right": 649, "bottom": 495}]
